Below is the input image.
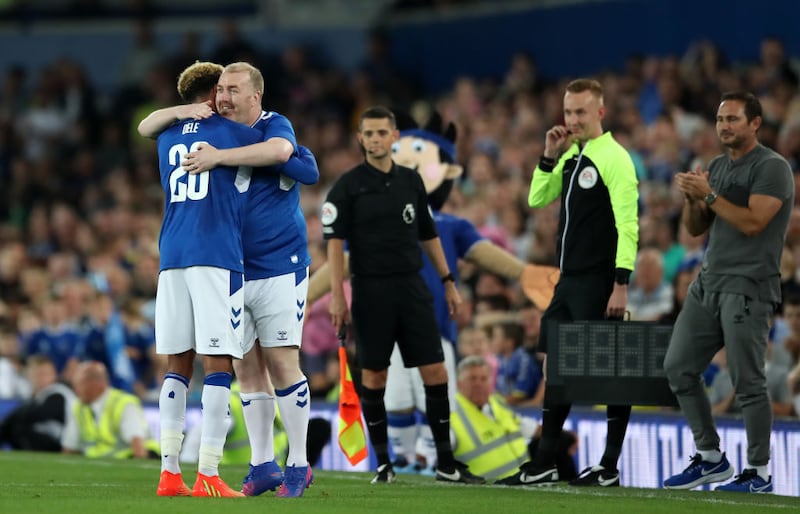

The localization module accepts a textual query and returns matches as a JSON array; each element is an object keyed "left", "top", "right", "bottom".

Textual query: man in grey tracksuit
[{"left": 663, "top": 91, "right": 794, "bottom": 494}]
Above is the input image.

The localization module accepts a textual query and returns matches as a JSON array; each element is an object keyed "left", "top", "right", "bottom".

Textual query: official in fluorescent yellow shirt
[
  {"left": 61, "top": 361, "right": 158, "bottom": 459},
  {"left": 451, "top": 356, "right": 577, "bottom": 480}
]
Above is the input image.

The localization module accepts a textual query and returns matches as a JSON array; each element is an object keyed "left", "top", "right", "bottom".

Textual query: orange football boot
[
  {"left": 191, "top": 473, "right": 245, "bottom": 498},
  {"left": 156, "top": 470, "right": 191, "bottom": 497}
]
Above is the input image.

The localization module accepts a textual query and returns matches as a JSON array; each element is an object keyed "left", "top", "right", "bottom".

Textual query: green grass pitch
[{"left": 1, "top": 452, "right": 798, "bottom": 514}]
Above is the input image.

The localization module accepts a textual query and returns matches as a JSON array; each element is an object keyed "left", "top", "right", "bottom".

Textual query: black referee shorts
[
  {"left": 350, "top": 273, "right": 444, "bottom": 371},
  {"left": 539, "top": 272, "right": 614, "bottom": 353}
]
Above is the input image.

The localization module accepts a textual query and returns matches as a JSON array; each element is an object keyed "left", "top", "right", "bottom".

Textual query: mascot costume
[{"left": 307, "top": 111, "right": 559, "bottom": 472}]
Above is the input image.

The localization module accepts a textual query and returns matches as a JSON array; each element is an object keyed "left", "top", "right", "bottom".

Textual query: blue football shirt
[
  {"left": 157, "top": 114, "right": 261, "bottom": 272},
  {"left": 243, "top": 111, "right": 311, "bottom": 280}
]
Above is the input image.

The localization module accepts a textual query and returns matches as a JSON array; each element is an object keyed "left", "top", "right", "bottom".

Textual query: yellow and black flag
[{"left": 337, "top": 326, "right": 367, "bottom": 465}]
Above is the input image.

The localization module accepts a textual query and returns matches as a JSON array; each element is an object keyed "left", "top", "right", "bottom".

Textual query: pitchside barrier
[
  {"left": 147, "top": 405, "right": 799, "bottom": 495},
  {"left": 0, "top": 400, "right": 798, "bottom": 495}
]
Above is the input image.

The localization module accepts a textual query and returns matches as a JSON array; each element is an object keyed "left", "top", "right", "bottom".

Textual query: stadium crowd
[{"left": 1, "top": 17, "right": 800, "bottom": 427}]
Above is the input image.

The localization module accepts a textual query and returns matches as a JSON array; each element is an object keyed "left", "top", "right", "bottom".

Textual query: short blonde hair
[
  {"left": 566, "top": 78, "right": 604, "bottom": 103},
  {"left": 177, "top": 61, "right": 224, "bottom": 103},
  {"left": 223, "top": 61, "right": 264, "bottom": 95}
]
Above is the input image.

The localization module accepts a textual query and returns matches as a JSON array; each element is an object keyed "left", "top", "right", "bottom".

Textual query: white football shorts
[
  {"left": 155, "top": 266, "right": 244, "bottom": 358},
  {"left": 384, "top": 338, "right": 456, "bottom": 412},
  {"left": 242, "top": 267, "right": 309, "bottom": 353}
]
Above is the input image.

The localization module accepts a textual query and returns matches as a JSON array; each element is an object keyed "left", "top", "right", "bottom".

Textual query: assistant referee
[{"left": 322, "top": 106, "right": 484, "bottom": 485}]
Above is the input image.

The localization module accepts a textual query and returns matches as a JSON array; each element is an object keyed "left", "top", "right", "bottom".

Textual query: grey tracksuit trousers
[{"left": 663, "top": 279, "right": 772, "bottom": 466}]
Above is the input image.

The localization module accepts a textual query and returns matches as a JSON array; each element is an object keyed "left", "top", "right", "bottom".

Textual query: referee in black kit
[{"left": 322, "top": 106, "right": 484, "bottom": 485}]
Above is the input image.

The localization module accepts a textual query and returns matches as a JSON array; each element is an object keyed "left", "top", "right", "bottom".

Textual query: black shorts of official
[
  {"left": 350, "top": 273, "right": 444, "bottom": 371},
  {"left": 539, "top": 271, "right": 614, "bottom": 354}
]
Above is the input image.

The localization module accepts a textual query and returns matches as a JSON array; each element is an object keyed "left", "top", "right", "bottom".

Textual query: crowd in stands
[{"left": 2, "top": 17, "right": 800, "bottom": 425}]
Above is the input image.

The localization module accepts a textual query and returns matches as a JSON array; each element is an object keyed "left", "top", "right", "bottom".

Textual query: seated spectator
[
  {"left": 473, "top": 294, "right": 512, "bottom": 316},
  {"left": 119, "top": 298, "right": 156, "bottom": 399},
  {"left": 784, "top": 335, "right": 800, "bottom": 416},
  {"left": 473, "top": 270, "right": 514, "bottom": 307},
  {"left": 490, "top": 321, "right": 543, "bottom": 406},
  {"left": 451, "top": 356, "right": 577, "bottom": 481},
  {"left": 771, "top": 294, "right": 800, "bottom": 369},
  {"left": 518, "top": 299, "right": 544, "bottom": 354},
  {"left": 658, "top": 263, "right": 698, "bottom": 324},
  {"left": 78, "top": 292, "right": 136, "bottom": 393},
  {"left": 627, "top": 247, "right": 674, "bottom": 321},
  {"left": 453, "top": 284, "right": 476, "bottom": 333},
  {"left": 0, "top": 354, "right": 75, "bottom": 451},
  {"left": 778, "top": 245, "right": 800, "bottom": 317},
  {"left": 675, "top": 223, "right": 706, "bottom": 272},
  {"left": 638, "top": 213, "right": 683, "bottom": 283},
  {"left": 60, "top": 361, "right": 158, "bottom": 458},
  {"left": 0, "top": 328, "right": 30, "bottom": 400},
  {"left": 456, "top": 325, "right": 498, "bottom": 384},
  {"left": 709, "top": 349, "right": 792, "bottom": 417},
  {"left": 19, "top": 295, "right": 82, "bottom": 382}
]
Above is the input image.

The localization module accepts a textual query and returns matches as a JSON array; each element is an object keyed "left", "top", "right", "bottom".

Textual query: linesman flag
[{"left": 337, "top": 326, "right": 368, "bottom": 465}]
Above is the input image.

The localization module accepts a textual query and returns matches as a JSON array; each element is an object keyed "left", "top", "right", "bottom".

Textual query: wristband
[
  {"left": 615, "top": 268, "right": 631, "bottom": 285},
  {"left": 441, "top": 273, "right": 455, "bottom": 284},
  {"left": 539, "top": 156, "right": 556, "bottom": 171}
]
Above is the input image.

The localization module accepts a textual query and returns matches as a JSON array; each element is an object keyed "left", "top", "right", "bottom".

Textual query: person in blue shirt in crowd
[
  {"left": 490, "top": 321, "right": 543, "bottom": 404},
  {"left": 78, "top": 291, "right": 136, "bottom": 393},
  {"left": 19, "top": 296, "right": 81, "bottom": 381}
]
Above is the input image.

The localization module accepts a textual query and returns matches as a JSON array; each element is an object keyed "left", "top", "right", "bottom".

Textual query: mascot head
[{"left": 391, "top": 111, "right": 463, "bottom": 210}]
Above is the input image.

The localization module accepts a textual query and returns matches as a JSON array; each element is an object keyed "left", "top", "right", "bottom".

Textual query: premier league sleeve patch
[
  {"left": 321, "top": 201, "right": 338, "bottom": 233},
  {"left": 402, "top": 203, "right": 416, "bottom": 224},
  {"left": 578, "top": 166, "right": 598, "bottom": 189}
]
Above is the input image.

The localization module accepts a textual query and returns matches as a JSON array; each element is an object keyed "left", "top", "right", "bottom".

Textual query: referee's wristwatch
[{"left": 704, "top": 190, "right": 718, "bottom": 206}]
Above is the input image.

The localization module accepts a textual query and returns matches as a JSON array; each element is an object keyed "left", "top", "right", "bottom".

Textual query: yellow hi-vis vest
[
  {"left": 451, "top": 392, "right": 529, "bottom": 480},
  {"left": 222, "top": 384, "right": 289, "bottom": 465},
  {"left": 74, "top": 388, "right": 159, "bottom": 458}
]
